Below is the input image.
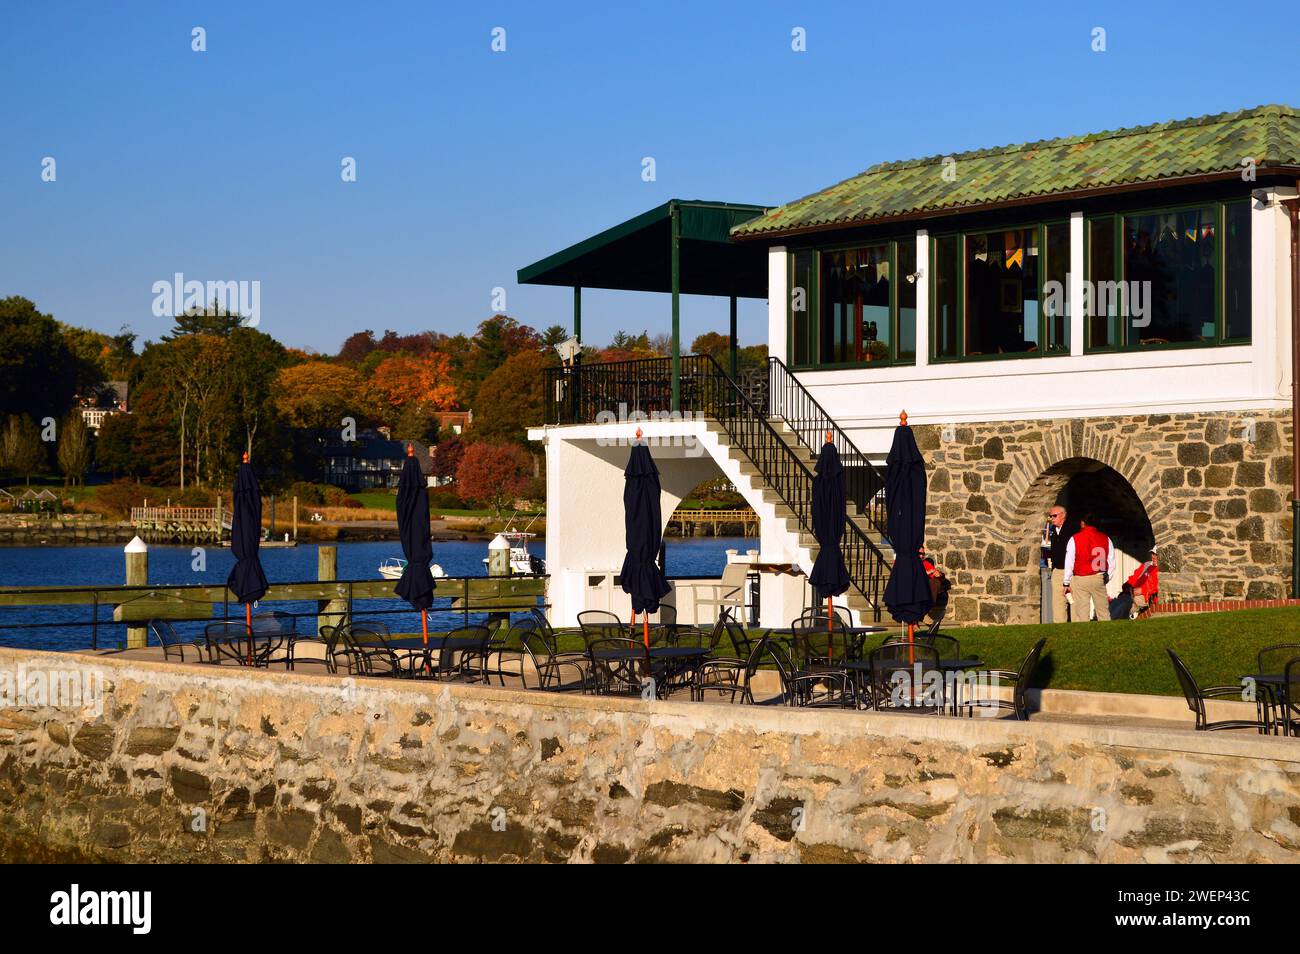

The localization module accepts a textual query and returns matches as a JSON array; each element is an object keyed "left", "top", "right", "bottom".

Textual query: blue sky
[{"left": 1, "top": 0, "right": 1296, "bottom": 354}]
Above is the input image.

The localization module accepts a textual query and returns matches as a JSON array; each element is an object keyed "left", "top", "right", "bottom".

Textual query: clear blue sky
[{"left": 2, "top": 0, "right": 1295, "bottom": 354}]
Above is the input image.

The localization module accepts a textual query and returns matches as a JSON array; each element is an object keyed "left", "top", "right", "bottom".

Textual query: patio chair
[
  {"left": 693, "top": 633, "right": 769, "bottom": 704},
  {"left": 149, "top": 619, "right": 205, "bottom": 663},
  {"left": 692, "top": 562, "right": 749, "bottom": 624},
  {"left": 528, "top": 608, "right": 590, "bottom": 673},
  {"left": 767, "top": 638, "right": 853, "bottom": 708},
  {"left": 515, "top": 621, "right": 589, "bottom": 692},
  {"left": 342, "top": 625, "right": 410, "bottom": 678},
  {"left": 1282, "top": 658, "right": 1300, "bottom": 737},
  {"left": 956, "top": 638, "right": 1045, "bottom": 720},
  {"left": 300, "top": 623, "right": 351, "bottom": 674},
  {"left": 1166, "top": 648, "right": 1266, "bottom": 733},
  {"left": 791, "top": 613, "right": 860, "bottom": 664},
  {"left": 578, "top": 610, "right": 628, "bottom": 646},
  {"left": 428, "top": 625, "right": 493, "bottom": 681},
  {"left": 482, "top": 618, "right": 536, "bottom": 687},
  {"left": 867, "top": 642, "right": 943, "bottom": 714},
  {"left": 205, "top": 620, "right": 285, "bottom": 667}
]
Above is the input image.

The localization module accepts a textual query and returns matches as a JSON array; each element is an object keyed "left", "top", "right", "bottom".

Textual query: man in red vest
[{"left": 1062, "top": 514, "right": 1115, "bottom": 623}]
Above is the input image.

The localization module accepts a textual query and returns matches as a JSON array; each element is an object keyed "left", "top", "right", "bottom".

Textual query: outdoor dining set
[
  {"left": 1169, "top": 645, "right": 1300, "bottom": 736},
  {"left": 147, "top": 606, "right": 1047, "bottom": 719}
]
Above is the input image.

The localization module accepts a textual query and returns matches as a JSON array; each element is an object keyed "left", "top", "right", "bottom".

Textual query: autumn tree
[
  {"left": 274, "top": 361, "right": 373, "bottom": 431},
  {"left": 337, "top": 329, "right": 377, "bottom": 364},
  {"left": 0, "top": 414, "right": 46, "bottom": 484},
  {"left": 0, "top": 297, "right": 85, "bottom": 421},
  {"left": 432, "top": 435, "right": 466, "bottom": 482},
  {"left": 56, "top": 412, "right": 92, "bottom": 488},
  {"left": 470, "top": 350, "right": 554, "bottom": 445},
  {"left": 368, "top": 353, "right": 458, "bottom": 416},
  {"left": 456, "top": 442, "right": 531, "bottom": 515}
]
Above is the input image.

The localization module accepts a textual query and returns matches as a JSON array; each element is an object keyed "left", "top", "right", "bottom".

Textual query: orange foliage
[{"left": 368, "top": 352, "right": 459, "bottom": 412}]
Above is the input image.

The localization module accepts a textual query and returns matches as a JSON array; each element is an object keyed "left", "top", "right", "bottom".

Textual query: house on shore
[{"left": 525, "top": 105, "right": 1300, "bottom": 626}]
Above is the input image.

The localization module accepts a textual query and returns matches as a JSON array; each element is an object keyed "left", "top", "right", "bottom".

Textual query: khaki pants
[
  {"left": 1070, "top": 573, "right": 1109, "bottom": 622},
  {"left": 1050, "top": 569, "right": 1068, "bottom": 623}
]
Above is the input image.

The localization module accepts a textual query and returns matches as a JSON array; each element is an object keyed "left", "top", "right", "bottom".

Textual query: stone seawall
[
  {"left": 0, "top": 518, "right": 136, "bottom": 547},
  {"left": 1, "top": 649, "right": 1298, "bottom": 863}
]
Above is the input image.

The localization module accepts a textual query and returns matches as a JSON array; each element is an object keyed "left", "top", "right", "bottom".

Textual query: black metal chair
[
  {"left": 341, "top": 625, "right": 410, "bottom": 677},
  {"left": 767, "top": 638, "right": 853, "bottom": 708},
  {"left": 515, "top": 622, "right": 589, "bottom": 692},
  {"left": 528, "top": 608, "right": 590, "bottom": 678},
  {"left": 427, "top": 625, "right": 493, "bottom": 681},
  {"left": 149, "top": 619, "right": 204, "bottom": 663},
  {"left": 578, "top": 610, "right": 628, "bottom": 647},
  {"left": 791, "top": 613, "right": 861, "bottom": 662},
  {"left": 1282, "top": 658, "right": 1300, "bottom": 737},
  {"left": 1166, "top": 648, "right": 1265, "bottom": 732},
  {"left": 867, "top": 642, "right": 943, "bottom": 713},
  {"left": 956, "top": 638, "right": 1045, "bottom": 720},
  {"left": 303, "top": 623, "right": 352, "bottom": 674},
  {"left": 693, "top": 634, "right": 769, "bottom": 705}
]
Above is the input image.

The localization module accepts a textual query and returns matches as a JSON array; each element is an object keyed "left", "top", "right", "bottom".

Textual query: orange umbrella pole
[
  {"left": 421, "top": 609, "right": 428, "bottom": 645},
  {"left": 245, "top": 602, "right": 253, "bottom": 665},
  {"left": 643, "top": 614, "right": 649, "bottom": 649}
]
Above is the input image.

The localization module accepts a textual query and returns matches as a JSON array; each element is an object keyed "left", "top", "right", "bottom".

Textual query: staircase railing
[
  {"left": 766, "top": 357, "right": 887, "bottom": 539},
  {"left": 543, "top": 355, "right": 887, "bottom": 617}
]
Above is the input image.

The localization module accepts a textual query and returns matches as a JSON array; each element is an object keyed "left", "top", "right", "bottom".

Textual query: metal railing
[
  {"left": 766, "top": 356, "right": 887, "bottom": 538},
  {"left": 543, "top": 355, "right": 889, "bottom": 617},
  {"left": 0, "top": 574, "right": 547, "bottom": 652}
]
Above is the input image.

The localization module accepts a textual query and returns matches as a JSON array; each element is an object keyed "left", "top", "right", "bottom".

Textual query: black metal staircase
[{"left": 544, "top": 355, "right": 891, "bottom": 619}]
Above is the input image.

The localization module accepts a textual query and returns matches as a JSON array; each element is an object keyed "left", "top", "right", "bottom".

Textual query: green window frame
[
  {"left": 927, "top": 221, "right": 1069, "bottom": 363},
  {"left": 1084, "top": 199, "right": 1252, "bottom": 352},
  {"left": 786, "top": 238, "right": 918, "bottom": 370}
]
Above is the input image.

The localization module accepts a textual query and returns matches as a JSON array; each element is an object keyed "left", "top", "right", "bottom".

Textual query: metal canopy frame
[{"left": 517, "top": 199, "right": 769, "bottom": 409}]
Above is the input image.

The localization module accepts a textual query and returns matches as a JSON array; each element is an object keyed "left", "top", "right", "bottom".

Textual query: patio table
[
  {"left": 843, "top": 656, "right": 986, "bottom": 712},
  {"left": 390, "top": 636, "right": 489, "bottom": 678}
]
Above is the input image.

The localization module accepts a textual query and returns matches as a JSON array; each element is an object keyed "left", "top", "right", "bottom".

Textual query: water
[{"left": 0, "top": 536, "right": 755, "bottom": 651}]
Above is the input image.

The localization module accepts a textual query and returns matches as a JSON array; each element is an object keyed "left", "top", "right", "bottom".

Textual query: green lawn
[{"left": 349, "top": 492, "right": 396, "bottom": 511}]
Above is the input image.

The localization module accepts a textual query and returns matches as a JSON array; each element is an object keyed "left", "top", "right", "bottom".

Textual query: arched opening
[{"left": 1008, "top": 456, "right": 1156, "bottom": 622}]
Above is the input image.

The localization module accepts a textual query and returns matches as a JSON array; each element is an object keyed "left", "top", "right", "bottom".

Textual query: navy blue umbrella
[
  {"left": 227, "top": 453, "right": 269, "bottom": 659},
  {"left": 394, "top": 445, "right": 435, "bottom": 645},
  {"left": 809, "top": 436, "right": 850, "bottom": 628},
  {"left": 883, "top": 413, "right": 933, "bottom": 640},
  {"left": 620, "top": 436, "right": 671, "bottom": 646}
]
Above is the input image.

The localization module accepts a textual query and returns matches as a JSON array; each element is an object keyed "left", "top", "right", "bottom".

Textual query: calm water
[{"left": 0, "top": 536, "right": 755, "bottom": 651}]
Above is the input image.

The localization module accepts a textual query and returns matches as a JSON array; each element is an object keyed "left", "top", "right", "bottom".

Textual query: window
[
  {"left": 964, "top": 228, "right": 1039, "bottom": 355},
  {"left": 787, "top": 239, "right": 916, "bottom": 367},
  {"left": 1086, "top": 200, "right": 1251, "bottom": 350},
  {"left": 1224, "top": 201, "right": 1251, "bottom": 341},
  {"left": 1043, "top": 221, "right": 1069, "bottom": 353},
  {"left": 932, "top": 235, "right": 960, "bottom": 359},
  {"left": 791, "top": 250, "right": 815, "bottom": 365}
]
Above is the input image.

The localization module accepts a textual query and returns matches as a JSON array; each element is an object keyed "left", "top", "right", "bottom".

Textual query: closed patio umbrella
[
  {"left": 809, "top": 433, "right": 850, "bottom": 633},
  {"left": 227, "top": 452, "right": 269, "bottom": 662},
  {"left": 620, "top": 431, "right": 671, "bottom": 648},
  {"left": 883, "top": 412, "right": 933, "bottom": 655},
  {"left": 394, "top": 444, "right": 436, "bottom": 646}
]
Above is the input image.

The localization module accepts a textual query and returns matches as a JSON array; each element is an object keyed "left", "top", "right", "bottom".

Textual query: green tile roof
[{"left": 732, "top": 105, "right": 1300, "bottom": 240}]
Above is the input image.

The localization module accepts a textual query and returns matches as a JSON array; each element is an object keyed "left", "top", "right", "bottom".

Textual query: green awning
[{"left": 517, "top": 200, "right": 770, "bottom": 298}]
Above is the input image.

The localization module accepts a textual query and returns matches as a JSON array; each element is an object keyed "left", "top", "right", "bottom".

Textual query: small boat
[
  {"left": 483, "top": 531, "right": 545, "bottom": 575},
  {"left": 378, "top": 557, "right": 446, "bottom": 580}
]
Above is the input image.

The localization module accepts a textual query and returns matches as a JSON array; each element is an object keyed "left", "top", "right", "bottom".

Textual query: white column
[
  {"left": 1252, "top": 186, "right": 1294, "bottom": 401},
  {"left": 914, "top": 230, "right": 930, "bottom": 368},
  {"left": 1069, "top": 212, "right": 1085, "bottom": 356},
  {"left": 767, "top": 246, "right": 788, "bottom": 364}
]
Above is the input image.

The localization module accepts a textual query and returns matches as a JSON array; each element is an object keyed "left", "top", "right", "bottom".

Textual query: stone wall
[
  {"left": 914, "top": 409, "right": 1293, "bottom": 625},
  {"left": 2, "top": 649, "right": 1299, "bottom": 863},
  {"left": 0, "top": 515, "right": 135, "bottom": 547}
]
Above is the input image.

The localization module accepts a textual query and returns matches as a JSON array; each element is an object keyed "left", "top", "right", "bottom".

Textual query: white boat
[
  {"left": 483, "top": 531, "right": 545, "bottom": 575},
  {"left": 378, "top": 557, "right": 446, "bottom": 580}
]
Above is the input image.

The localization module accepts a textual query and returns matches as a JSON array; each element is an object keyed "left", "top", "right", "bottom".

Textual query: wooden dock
[
  {"left": 129, "top": 506, "right": 232, "bottom": 543},
  {"left": 668, "top": 508, "right": 758, "bottom": 537}
]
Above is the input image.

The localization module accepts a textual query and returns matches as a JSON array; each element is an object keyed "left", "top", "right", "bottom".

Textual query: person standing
[
  {"left": 1063, "top": 514, "right": 1116, "bottom": 623},
  {"left": 1041, "top": 505, "right": 1077, "bottom": 623}
]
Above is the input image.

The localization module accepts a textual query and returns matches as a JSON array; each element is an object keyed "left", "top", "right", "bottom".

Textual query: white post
[
  {"left": 767, "top": 246, "right": 788, "bottom": 364},
  {"left": 1069, "top": 212, "right": 1085, "bottom": 356},
  {"left": 124, "top": 535, "right": 148, "bottom": 649},
  {"left": 914, "top": 229, "right": 930, "bottom": 368}
]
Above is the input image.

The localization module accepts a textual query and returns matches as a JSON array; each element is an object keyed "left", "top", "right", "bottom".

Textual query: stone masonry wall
[
  {"left": 2, "top": 650, "right": 1299, "bottom": 863},
  {"left": 913, "top": 409, "right": 1293, "bottom": 626}
]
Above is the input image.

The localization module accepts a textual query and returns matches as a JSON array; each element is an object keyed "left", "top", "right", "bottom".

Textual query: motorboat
[
  {"left": 378, "top": 557, "right": 446, "bottom": 580},
  {"left": 482, "top": 531, "right": 545, "bottom": 575}
]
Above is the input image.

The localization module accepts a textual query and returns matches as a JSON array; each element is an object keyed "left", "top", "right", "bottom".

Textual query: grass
[{"left": 349, "top": 492, "right": 396, "bottom": 511}]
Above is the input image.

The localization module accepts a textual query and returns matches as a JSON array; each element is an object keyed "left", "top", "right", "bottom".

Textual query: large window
[
  {"left": 1086, "top": 200, "right": 1251, "bottom": 350},
  {"left": 930, "top": 222, "right": 1068, "bottom": 361},
  {"left": 787, "top": 239, "right": 916, "bottom": 368}
]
